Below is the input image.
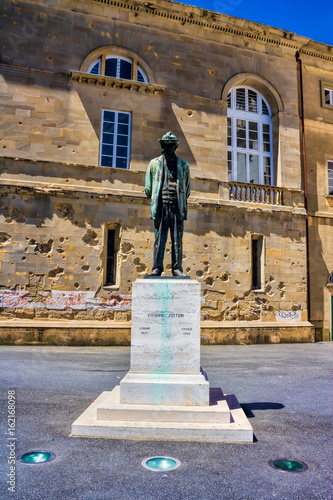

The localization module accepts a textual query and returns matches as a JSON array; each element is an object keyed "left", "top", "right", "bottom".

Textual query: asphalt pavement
[{"left": 0, "top": 343, "right": 332, "bottom": 500}]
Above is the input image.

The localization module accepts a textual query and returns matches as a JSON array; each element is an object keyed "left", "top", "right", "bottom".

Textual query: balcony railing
[{"left": 229, "top": 182, "right": 284, "bottom": 205}]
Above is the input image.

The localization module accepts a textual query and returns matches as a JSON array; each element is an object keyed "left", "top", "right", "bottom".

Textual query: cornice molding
[
  {"left": 0, "top": 63, "right": 68, "bottom": 81},
  {"left": 299, "top": 49, "right": 333, "bottom": 61},
  {"left": 0, "top": 180, "right": 306, "bottom": 216},
  {"left": 0, "top": 180, "right": 146, "bottom": 203},
  {"left": 70, "top": 70, "right": 166, "bottom": 94},
  {"left": 91, "top": 0, "right": 333, "bottom": 61}
]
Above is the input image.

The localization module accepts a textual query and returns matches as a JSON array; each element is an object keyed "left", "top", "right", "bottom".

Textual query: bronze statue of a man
[{"left": 145, "top": 131, "right": 190, "bottom": 277}]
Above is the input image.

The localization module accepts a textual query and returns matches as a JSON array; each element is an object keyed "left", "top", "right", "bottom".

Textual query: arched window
[
  {"left": 227, "top": 86, "right": 273, "bottom": 186},
  {"left": 88, "top": 55, "right": 148, "bottom": 83}
]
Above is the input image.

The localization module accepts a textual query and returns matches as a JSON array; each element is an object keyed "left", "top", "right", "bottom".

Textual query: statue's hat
[{"left": 158, "top": 131, "right": 180, "bottom": 144}]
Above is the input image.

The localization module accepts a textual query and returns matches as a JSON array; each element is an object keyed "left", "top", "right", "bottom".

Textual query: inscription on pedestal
[{"left": 130, "top": 279, "right": 201, "bottom": 374}]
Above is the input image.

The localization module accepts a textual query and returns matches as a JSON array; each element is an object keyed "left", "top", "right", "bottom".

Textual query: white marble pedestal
[
  {"left": 71, "top": 278, "right": 253, "bottom": 443},
  {"left": 120, "top": 278, "right": 209, "bottom": 406}
]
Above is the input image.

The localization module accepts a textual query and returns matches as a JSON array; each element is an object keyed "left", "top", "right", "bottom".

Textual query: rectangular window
[
  {"left": 100, "top": 110, "right": 131, "bottom": 168},
  {"left": 324, "top": 88, "right": 333, "bottom": 106},
  {"left": 252, "top": 235, "right": 264, "bottom": 290},
  {"left": 328, "top": 161, "right": 333, "bottom": 195},
  {"left": 105, "top": 228, "right": 117, "bottom": 286},
  {"left": 321, "top": 81, "right": 333, "bottom": 108}
]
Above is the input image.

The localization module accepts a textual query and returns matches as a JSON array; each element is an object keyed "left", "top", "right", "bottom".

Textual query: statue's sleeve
[
  {"left": 186, "top": 162, "right": 191, "bottom": 199},
  {"left": 145, "top": 161, "right": 153, "bottom": 199}
]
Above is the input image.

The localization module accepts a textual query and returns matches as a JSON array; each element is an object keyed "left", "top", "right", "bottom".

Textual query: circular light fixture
[
  {"left": 18, "top": 451, "right": 56, "bottom": 464},
  {"left": 269, "top": 459, "right": 308, "bottom": 473},
  {"left": 142, "top": 456, "right": 181, "bottom": 472}
]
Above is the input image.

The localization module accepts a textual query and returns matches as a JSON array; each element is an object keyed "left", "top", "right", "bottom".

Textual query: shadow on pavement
[{"left": 241, "top": 402, "right": 285, "bottom": 418}]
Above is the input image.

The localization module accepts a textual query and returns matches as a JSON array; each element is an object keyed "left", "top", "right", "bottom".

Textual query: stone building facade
[
  {"left": 298, "top": 51, "right": 333, "bottom": 340},
  {"left": 0, "top": 0, "right": 332, "bottom": 344}
]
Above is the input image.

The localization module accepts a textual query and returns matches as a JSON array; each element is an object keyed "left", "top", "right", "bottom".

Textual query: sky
[{"left": 181, "top": 0, "right": 333, "bottom": 46}]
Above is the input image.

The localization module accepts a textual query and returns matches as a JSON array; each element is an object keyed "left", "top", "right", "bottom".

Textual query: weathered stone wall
[
  {"left": 0, "top": 184, "right": 308, "bottom": 326},
  {"left": 300, "top": 53, "right": 333, "bottom": 340}
]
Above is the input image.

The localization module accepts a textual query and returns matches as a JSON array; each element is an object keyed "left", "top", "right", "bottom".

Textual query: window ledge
[
  {"left": 102, "top": 285, "right": 120, "bottom": 291},
  {"left": 326, "top": 195, "right": 333, "bottom": 207},
  {"left": 322, "top": 104, "right": 333, "bottom": 110},
  {"left": 70, "top": 71, "right": 166, "bottom": 95}
]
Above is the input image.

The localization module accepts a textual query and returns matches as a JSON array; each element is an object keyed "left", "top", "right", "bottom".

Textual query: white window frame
[
  {"left": 88, "top": 59, "right": 101, "bottom": 74},
  {"left": 100, "top": 110, "right": 131, "bottom": 169},
  {"left": 137, "top": 67, "right": 148, "bottom": 83},
  {"left": 324, "top": 88, "right": 333, "bottom": 106},
  {"left": 227, "top": 86, "right": 274, "bottom": 186},
  {"left": 321, "top": 81, "right": 333, "bottom": 109},
  {"left": 328, "top": 160, "right": 333, "bottom": 196}
]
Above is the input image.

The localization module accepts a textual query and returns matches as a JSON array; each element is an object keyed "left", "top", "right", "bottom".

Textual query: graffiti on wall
[
  {"left": 0, "top": 290, "right": 132, "bottom": 310},
  {"left": 276, "top": 310, "right": 301, "bottom": 321}
]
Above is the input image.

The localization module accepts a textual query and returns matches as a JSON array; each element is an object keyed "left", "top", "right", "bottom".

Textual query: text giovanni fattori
[{"left": 147, "top": 313, "right": 184, "bottom": 318}]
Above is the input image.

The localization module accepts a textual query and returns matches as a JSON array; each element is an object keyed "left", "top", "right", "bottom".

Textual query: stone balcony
[
  {"left": 228, "top": 181, "right": 284, "bottom": 205},
  {"left": 190, "top": 178, "right": 305, "bottom": 211}
]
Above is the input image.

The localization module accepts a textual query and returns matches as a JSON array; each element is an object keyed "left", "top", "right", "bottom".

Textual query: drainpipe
[{"left": 296, "top": 50, "right": 311, "bottom": 324}]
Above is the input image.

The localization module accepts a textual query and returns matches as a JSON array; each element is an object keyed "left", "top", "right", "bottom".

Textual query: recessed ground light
[
  {"left": 17, "top": 451, "right": 56, "bottom": 464},
  {"left": 269, "top": 459, "right": 308, "bottom": 473},
  {"left": 142, "top": 456, "right": 181, "bottom": 472}
]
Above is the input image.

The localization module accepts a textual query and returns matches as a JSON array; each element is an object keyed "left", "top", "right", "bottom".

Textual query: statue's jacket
[{"left": 145, "top": 155, "right": 190, "bottom": 221}]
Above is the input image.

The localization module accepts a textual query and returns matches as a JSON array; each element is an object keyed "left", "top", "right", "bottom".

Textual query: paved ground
[{"left": 0, "top": 343, "right": 332, "bottom": 500}]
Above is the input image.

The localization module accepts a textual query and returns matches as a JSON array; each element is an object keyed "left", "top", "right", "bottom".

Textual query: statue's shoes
[
  {"left": 147, "top": 268, "right": 162, "bottom": 276},
  {"left": 172, "top": 269, "right": 187, "bottom": 277}
]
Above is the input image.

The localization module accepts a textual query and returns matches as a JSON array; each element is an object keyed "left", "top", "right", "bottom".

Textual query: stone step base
[
  {"left": 98, "top": 386, "right": 230, "bottom": 423},
  {"left": 119, "top": 371, "right": 210, "bottom": 406},
  {"left": 71, "top": 387, "right": 253, "bottom": 443}
]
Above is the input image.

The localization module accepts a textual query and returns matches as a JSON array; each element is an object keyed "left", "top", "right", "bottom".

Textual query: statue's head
[{"left": 159, "top": 131, "right": 179, "bottom": 156}]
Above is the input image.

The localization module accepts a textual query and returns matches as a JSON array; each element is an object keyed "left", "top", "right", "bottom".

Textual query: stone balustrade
[{"left": 229, "top": 181, "right": 284, "bottom": 205}]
